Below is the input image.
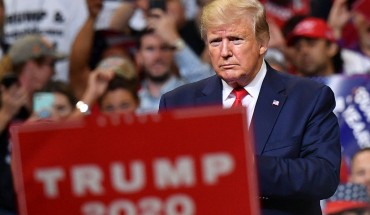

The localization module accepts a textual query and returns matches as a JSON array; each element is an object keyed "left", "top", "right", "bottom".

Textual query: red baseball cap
[{"left": 287, "top": 17, "right": 336, "bottom": 46}]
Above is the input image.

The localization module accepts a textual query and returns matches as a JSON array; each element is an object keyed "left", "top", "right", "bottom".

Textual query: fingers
[
  {"left": 94, "top": 68, "right": 115, "bottom": 82},
  {"left": 86, "top": 0, "right": 103, "bottom": 18},
  {"left": 1, "top": 85, "right": 28, "bottom": 117}
]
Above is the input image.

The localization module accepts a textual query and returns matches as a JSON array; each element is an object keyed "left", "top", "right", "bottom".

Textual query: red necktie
[{"left": 232, "top": 87, "right": 248, "bottom": 107}]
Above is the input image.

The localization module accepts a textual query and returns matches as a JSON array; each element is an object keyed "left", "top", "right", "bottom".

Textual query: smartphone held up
[{"left": 33, "top": 92, "right": 55, "bottom": 119}]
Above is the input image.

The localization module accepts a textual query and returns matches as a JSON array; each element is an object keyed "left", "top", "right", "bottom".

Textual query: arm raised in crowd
[
  {"left": 109, "top": 1, "right": 141, "bottom": 33},
  {"left": 68, "top": 68, "right": 114, "bottom": 119},
  {"left": 69, "top": 0, "right": 103, "bottom": 99},
  {"left": 328, "top": 0, "right": 352, "bottom": 40}
]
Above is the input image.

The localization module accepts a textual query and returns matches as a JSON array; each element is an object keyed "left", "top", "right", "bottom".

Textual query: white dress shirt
[{"left": 222, "top": 61, "right": 267, "bottom": 127}]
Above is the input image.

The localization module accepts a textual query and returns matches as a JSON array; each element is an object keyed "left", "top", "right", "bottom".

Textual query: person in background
[
  {"left": 3, "top": 0, "right": 87, "bottom": 82},
  {"left": 30, "top": 81, "right": 78, "bottom": 122},
  {"left": 286, "top": 17, "right": 343, "bottom": 77},
  {"left": 107, "top": 0, "right": 214, "bottom": 113},
  {"left": 328, "top": 0, "right": 370, "bottom": 59},
  {"left": 98, "top": 75, "right": 139, "bottom": 114},
  {"left": 69, "top": 0, "right": 106, "bottom": 99},
  {"left": 95, "top": 56, "right": 139, "bottom": 114},
  {"left": 109, "top": 0, "right": 186, "bottom": 36},
  {"left": 159, "top": 0, "right": 341, "bottom": 214},
  {"left": 351, "top": 5, "right": 370, "bottom": 58},
  {"left": 286, "top": 17, "right": 370, "bottom": 77},
  {"left": 324, "top": 183, "right": 370, "bottom": 215},
  {"left": 349, "top": 148, "right": 370, "bottom": 197},
  {"left": 69, "top": 55, "right": 139, "bottom": 118},
  {"left": 0, "top": 34, "right": 65, "bottom": 215},
  {"left": 109, "top": 0, "right": 214, "bottom": 75},
  {"left": 135, "top": 28, "right": 183, "bottom": 113}
]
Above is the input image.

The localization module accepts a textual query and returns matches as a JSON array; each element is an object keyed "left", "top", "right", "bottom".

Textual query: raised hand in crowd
[
  {"left": 69, "top": 0, "right": 103, "bottom": 99},
  {"left": 146, "top": 9, "right": 182, "bottom": 47},
  {"left": 109, "top": 0, "right": 147, "bottom": 33},
  {"left": 87, "top": 0, "right": 103, "bottom": 19},
  {"left": 69, "top": 68, "right": 115, "bottom": 119},
  {"left": 83, "top": 68, "right": 115, "bottom": 107},
  {"left": 328, "top": 0, "right": 352, "bottom": 40},
  {"left": 0, "top": 83, "right": 27, "bottom": 132}
]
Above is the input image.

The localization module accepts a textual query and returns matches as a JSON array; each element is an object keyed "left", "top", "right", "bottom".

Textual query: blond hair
[{"left": 200, "top": 0, "right": 270, "bottom": 43}]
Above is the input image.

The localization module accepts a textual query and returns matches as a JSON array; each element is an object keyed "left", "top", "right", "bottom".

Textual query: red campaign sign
[{"left": 11, "top": 107, "right": 259, "bottom": 215}]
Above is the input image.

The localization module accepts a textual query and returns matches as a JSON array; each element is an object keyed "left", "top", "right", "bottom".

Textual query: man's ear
[
  {"left": 259, "top": 46, "right": 268, "bottom": 55},
  {"left": 259, "top": 36, "right": 269, "bottom": 55},
  {"left": 327, "top": 42, "right": 339, "bottom": 58}
]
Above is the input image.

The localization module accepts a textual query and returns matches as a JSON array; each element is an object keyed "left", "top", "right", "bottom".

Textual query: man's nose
[
  {"left": 296, "top": 41, "right": 310, "bottom": 54},
  {"left": 220, "top": 40, "right": 232, "bottom": 58}
]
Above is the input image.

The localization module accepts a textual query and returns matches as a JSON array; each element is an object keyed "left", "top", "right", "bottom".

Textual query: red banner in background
[{"left": 11, "top": 107, "right": 259, "bottom": 215}]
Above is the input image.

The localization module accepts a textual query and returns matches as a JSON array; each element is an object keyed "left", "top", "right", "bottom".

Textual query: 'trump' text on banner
[{"left": 11, "top": 107, "right": 259, "bottom": 215}]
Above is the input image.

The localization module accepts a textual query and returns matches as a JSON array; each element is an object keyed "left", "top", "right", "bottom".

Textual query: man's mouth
[{"left": 221, "top": 64, "right": 236, "bottom": 69}]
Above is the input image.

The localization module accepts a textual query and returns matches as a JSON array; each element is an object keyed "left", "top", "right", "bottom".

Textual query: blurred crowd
[{"left": 0, "top": 0, "right": 369, "bottom": 214}]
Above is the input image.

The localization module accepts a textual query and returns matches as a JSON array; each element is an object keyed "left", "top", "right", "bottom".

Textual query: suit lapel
[
  {"left": 252, "top": 67, "right": 287, "bottom": 155},
  {"left": 192, "top": 71, "right": 286, "bottom": 155},
  {"left": 195, "top": 75, "right": 223, "bottom": 105}
]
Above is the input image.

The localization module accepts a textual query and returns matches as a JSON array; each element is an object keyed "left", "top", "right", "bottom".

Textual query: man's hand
[
  {"left": 86, "top": 0, "right": 103, "bottom": 19},
  {"left": 0, "top": 85, "right": 28, "bottom": 119},
  {"left": 328, "top": 0, "right": 352, "bottom": 39},
  {"left": 80, "top": 68, "right": 115, "bottom": 107},
  {"left": 0, "top": 84, "right": 28, "bottom": 132},
  {"left": 147, "top": 9, "right": 181, "bottom": 47}
]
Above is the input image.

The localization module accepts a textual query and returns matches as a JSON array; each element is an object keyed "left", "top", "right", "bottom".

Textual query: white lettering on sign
[
  {"left": 154, "top": 156, "right": 195, "bottom": 189},
  {"left": 81, "top": 201, "right": 105, "bottom": 215},
  {"left": 165, "top": 194, "right": 195, "bottom": 215},
  {"left": 34, "top": 167, "right": 64, "bottom": 198},
  {"left": 202, "top": 153, "right": 235, "bottom": 185},
  {"left": 111, "top": 161, "right": 145, "bottom": 193},
  {"left": 34, "top": 153, "right": 236, "bottom": 199},
  {"left": 72, "top": 165, "right": 105, "bottom": 196},
  {"left": 81, "top": 194, "right": 195, "bottom": 215},
  {"left": 138, "top": 197, "right": 162, "bottom": 215},
  {"left": 109, "top": 200, "right": 136, "bottom": 215},
  {"left": 354, "top": 87, "right": 370, "bottom": 122},
  {"left": 343, "top": 105, "right": 370, "bottom": 148}
]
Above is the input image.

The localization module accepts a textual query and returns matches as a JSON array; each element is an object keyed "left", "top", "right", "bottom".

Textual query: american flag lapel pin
[{"left": 272, "top": 100, "right": 279, "bottom": 106}]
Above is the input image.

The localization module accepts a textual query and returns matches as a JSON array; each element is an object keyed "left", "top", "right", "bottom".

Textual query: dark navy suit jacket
[{"left": 159, "top": 65, "right": 341, "bottom": 215}]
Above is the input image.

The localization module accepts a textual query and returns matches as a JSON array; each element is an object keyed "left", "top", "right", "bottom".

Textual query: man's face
[
  {"left": 291, "top": 38, "right": 336, "bottom": 76},
  {"left": 136, "top": 33, "right": 174, "bottom": 81},
  {"left": 33, "top": 58, "right": 55, "bottom": 90},
  {"left": 206, "top": 18, "right": 268, "bottom": 88},
  {"left": 350, "top": 151, "right": 370, "bottom": 195},
  {"left": 20, "top": 57, "right": 55, "bottom": 92}
]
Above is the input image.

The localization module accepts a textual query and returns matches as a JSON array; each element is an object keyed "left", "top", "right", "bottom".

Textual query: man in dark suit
[{"left": 159, "top": 0, "right": 341, "bottom": 214}]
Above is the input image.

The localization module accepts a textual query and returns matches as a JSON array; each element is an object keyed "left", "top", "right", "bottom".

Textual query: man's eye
[
  {"left": 232, "top": 39, "right": 243, "bottom": 45},
  {"left": 230, "top": 37, "right": 243, "bottom": 45},
  {"left": 209, "top": 40, "right": 221, "bottom": 47},
  {"left": 144, "top": 46, "right": 155, "bottom": 51}
]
